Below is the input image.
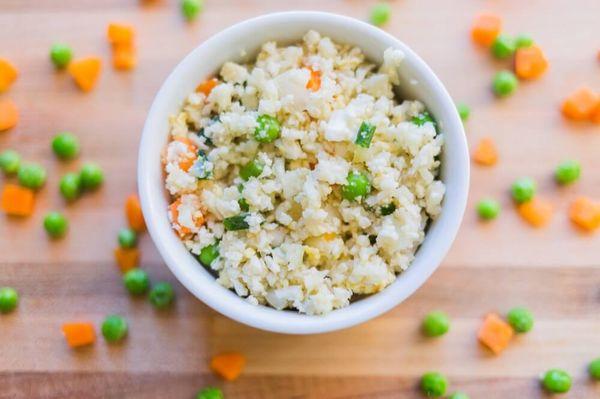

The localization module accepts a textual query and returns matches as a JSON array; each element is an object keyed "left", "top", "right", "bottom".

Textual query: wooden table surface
[{"left": 1, "top": 0, "right": 599, "bottom": 398}]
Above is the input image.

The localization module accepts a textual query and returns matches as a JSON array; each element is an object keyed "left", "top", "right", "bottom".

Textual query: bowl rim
[{"left": 138, "top": 11, "right": 469, "bottom": 334}]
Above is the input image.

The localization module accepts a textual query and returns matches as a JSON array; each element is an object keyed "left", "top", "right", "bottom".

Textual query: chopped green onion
[
  {"left": 223, "top": 213, "right": 250, "bottom": 231},
  {"left": 355, "top": 121, "right": 376, "bottom": 148},
  {"left": 380, "top": 203, "right": 396, "bottom": 216}
]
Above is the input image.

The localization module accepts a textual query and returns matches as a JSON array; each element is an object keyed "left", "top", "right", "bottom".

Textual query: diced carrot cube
[
  {"left": 196, "top": 78, "right": 218, "bottom": 97},
  {"left": 517, "top": 197, "right": 553, "bottom": 227},
  {"left": 515, "top": 45, "right": 548, "bottom": 80},
  {"left": 125, "top": 194, "right": 146, "bottom": 232},
  {"left": 68, "top": 57, "right": 102, "bottom": 92},
  {"left": 569, "top": 196, "right": 600, "bottom": 232},
  {"left": 471, "top": 14, "right": 502, "bottom": 47},
  {"left": 62, "top": 322, "right": 96, "bottom": 348},
  {"left": 306, "top": 67, "right": 322, "bottom": 92},
  {"left": 472, "top": 137, "right": 498, "bottom": 166},
  {"left": 107, "top": 23, "right": 135, "bottom": 46},
  {"left": 112, "top": 43, "right": 137, "bottom": 71},
  {"left": 0, "top": 58, "right": 18, "bottom": 92},
  {"left": 591, "top": 100, "right": 600, "bottom": 124},
  {"left": 114, "top": 247, "right": 140, "bottom": 272},
  {"left": 178, "top": 157, "right": 195, "bottom": 172},
  {"left": 0, "top": 98, "right": 19, "bottom": 131},
  {"left": 1, "top": 184, "right": 35, "bottom": 216},
  {"left": 478, "top": 313, "right": 514, "bottom": 355},
  {"left": 210, "top": 352, "right": 246, "bottom": 381},
  {"left": 561, "top": 87, "right": 599, "bottom": 121}
]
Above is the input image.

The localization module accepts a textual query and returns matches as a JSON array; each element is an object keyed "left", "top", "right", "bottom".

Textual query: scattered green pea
[
  {"left": 240, "top": 159, "right": 264, "bottom": 180},
  {"left": 491, "top": 34, "right": 516, "bottom": 59},
  {"left": 515, "top": 34, "right": 534, "bottom": 49},
  {"left": 511, "top": 177, "right": 536, "bottom": 203},
  {"left": 49, "top": 43, "right": 73, "bottom": 69},
  {"left": 79, "top": 162, "right": 104, "bottom": 190},
  {"left": 196, "top": 387, "right": 224, "bottom": 399},
  {"left": 507, "top": 307, "right": 534, "bottom": 333},
  {"left": 181, "top": 0, "right": 203, "bottom": 21},
  {"left": 43, "top": 211, "right": 69, "bottom": 238},
  {"left": 457, "top": 103, "right": 470, "bottom": 121},
  {"left": 51, "top": 132, "right": 80, "bottom": 160},
  {"left": 149, "top": 282, "right": 175, "bottom": 309},
  {"left": 254, "top": 114, "right": 281, "bottom": 143},
  {"left": 588, "top": 357, "right": 600, "bottom": 380},
  {"left": 123, "top": 268, "right": 150, "bottom": 295},
  {"left": 0, "top": 287, "right": 19, "bottom": 314},
  {"left": 17, "top": 162, "right": 47, "bottom": 190},
  {"left": 448, "top": 393, "right": 469, "bottom": 399},
  {"left": 492, "top": 70, "right": 518, "bottom": 97},
  {"left": 541, "top": 369, "right": 572, "bottom": 393},
  {"left": 422, "top": 311, "right": 450, "bottom": 337},
  {"left": 0, "top": 149, "right": 20, "bottom": 175},
  {"left": 101, "top": 315, "right": 128, "bottom": 343},
  {"left": 420, "top": 372, "right": 447, "bottom": 397},
  {"left": 199, "top": 243, "right": 219, "bottom": 267},
  {"left": 341, "top": 171, "right": 371, "bottom": 201},
  {"left": 477, "top": 198, "right": 501, "bottom": 220},
  {"left": 370, "top": 3, "right": 392, "bottom": 26},
  {"left": 118, "top": 228, "right": 138, "bottom": 249},
  {"left": 555, "top": 160, "right": 581, "bottom": 185},
  {"left": 59, "top": 172, "right": 82, "bottom": 201}
]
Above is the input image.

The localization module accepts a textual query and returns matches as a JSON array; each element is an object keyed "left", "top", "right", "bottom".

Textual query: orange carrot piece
[
  {"left": 569, "top": 196, "right": 600, "bottom": 232},
  {"left": 125, "top": 194, "right": 146, "bottom": 232},
  {"left": 0, "top": 58, "right": 18, "bottom": 92},
  {"left": 471, "top": 14, "right": 502, "bottom": 47},
  {"left": 515, "top": 45, "right": 548, "bottom": 80},
  {"left": 1, "top": 184, "right": 35, "bottom": 216},
  {"left": 178, "top": 157, "right": 195, "bottom": 172},
  {"left": 107, "top": 23, "right": 135, "bottom": 46},
  {"left": 561, "top": 87, "right": 599, "bottom": 121},
  {"left": 114, "top": 247, "right": 140, "bottom": 272},
  {"left": 478, "top": 313, "right": 514, "bottom": 355},
  {"left": 210, "top": 352, "right": 246, "bottom": 381},
  {"left": 62, "top": 322, "right": 96, "bottom": 348},
  {"left": 590, "top": 99, "right": 600, "bottom": 124},
  {"left": 112, "top": 43, "right": 137, "bottom": 71},
  {"left": 472, "top": 137, "right": 498, "bottom": 166},
  {"left": 196, "top": 78, "right": 218, "bottom": 97},
  {"left": 0, "top": 98, "right": 19, "bottom": 131},
  {"left": 68, "top": 57, "right": 102, "bottom": 92},
  {"left": 517, "top": 197, "right": 553, "bottom": 227},
  {"left": 306, "top": 67, "right": 322, "bottom": 91}
]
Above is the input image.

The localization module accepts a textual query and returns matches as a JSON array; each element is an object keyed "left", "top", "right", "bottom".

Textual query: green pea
[
  {"left": 422, "top": 311, "right": 450, "bottom": 337},
  {"left": 491, "top": 34, "right": 516, "bottom": 59},
  {"left": 118, "top": 228, "right": 138, "bottom": 249},
  {"left": 240, "top": 159, "right": 264, "bottom": 180},
  {"left": 515, "top": 34, "right": 534, "bottom": 49},
  {"left": 448, "top": 392, "right": 469, "bottom": 399},
  {"left": 370, "top": 3, "right": 391, "bottom": 26},
  {"left": 341, "top": 171, "right": 371, "bottom": 201},
  {"left": 0, "top": 287, "right": 19, "bottom": 314},
  {"left": 507, "top": 307, "right": 534, "bottom": 333},
  {"left": 541, "top": 369, "right": 572, "bottom": 393},
  {"left": 50, "top": 43, "right": 73, "bottom": 69},
  {"left": 588, "top": 357, "right": 600, "bottom": 380},
  {"left": 79, "top": 162, "right": 104, "bottom": 190},
  {"left": 420, "top": 372, "right": 447, "bottom": 397},
  {"left": 18, "top": 162, "right": 47, "bottom": 190},
  {"left": 0, "top": 150, "right": 21, "bottom": 175},
  {"left": 149, "top": 282, "right": 175, "bottom": 309},
  {"left": 123, "top": 268, "right": 150, "bottom": 296},
  {"left": 555, "top": 160, "right": 581, "bottom": 185},
  {"left": 199, "top": 243, "right": 219, "bottom": 267},
  {"left": 380, "top": 203, "right": 396, "bottom": 216},
  {"left": 254, "top": 114, "right": 281, "bottom": 143},
  {"left": 457, "top": 103, "right": 470, "bottom": 121},
  {"left": 492, "top": 70, "right": 518, "bottom": 97},
  {"left": 196, "top": 387, "right": 224, "bottom": 399},
  {"left": 43, "top": 212, "right": 68, "bottom": 238},
  {"left": 101, "top": 315, "right": 128, "bottom": 343},
  {"left": 511, "top": 177, "right": 536, "bottom": 203},
  {"left": 181, "top": 0, "right": 203, "bottom": 21},
  {"left": 59, "top": 172, "right": 82, "bottom": 201},
  {"left": 52, "top": 132, "right": 80, "bottom": 160},
  {"left": 477, "top": 198, "right": 500, "bottom": 220}
]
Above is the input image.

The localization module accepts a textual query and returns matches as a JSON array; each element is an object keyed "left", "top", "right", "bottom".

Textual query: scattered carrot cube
[
  {"left": 125, "top": 194, "right": 146, "bottom": 232},
  {"left": 561, "top": 87, "right": 599, "bottom": 121},
  {"left": 112, "top": 43, "right": 137, "bottom": 71},
  {"left": 210, "top": 352, "right": 246, "bottom": 381},
  {"left": 306, "top": 67, "right": 322, "bottom": 92},
  {"left": 114, "top": 247, "right": 140, "bottom": 272},
  {"left": 569, "top": 196, "right": 600, "bottom": 232},
  {"left": 68, "top": 57, "right": 102, "bottom": 92},
  {"left": 471, "top": 14, "right": 502, "bottom": 47},
  {"left": 1, "top": 184, "right": 35, "bottom": 216},
  {"left": 107, "top": 23, "right": 135, "bottom": 46},
  {"left": 0, "top": 58, "right": 18, "bottom": 92},
  {"left": 515, "top": 45, "right": 548, "bottom": 80},
  {"left": 196, "top": 78, "right": 218, "bottom": 97},
  {"left": 478, "top": 313, "right": 514, "bottom": 355},
  {"left": 472, "top": 137, "right": 498, "bottom": 166},
  {"left": 0, "top": 98, "right": 19, "bottom": 131},
  {"left": 62, "top": 322, "right": 95, "bottom": 348},
  {"left": 517, "top": 197, "right": 553, "bottom": 227},
  {"left": 591, "top": 101, "right": 600, "bottom": 124}
]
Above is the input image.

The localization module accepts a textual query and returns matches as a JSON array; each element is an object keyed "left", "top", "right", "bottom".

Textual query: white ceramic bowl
[{"left": 138, "top": 11, "right": 469, "bottom": 334}]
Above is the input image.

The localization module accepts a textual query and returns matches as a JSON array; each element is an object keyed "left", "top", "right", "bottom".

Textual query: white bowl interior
[{"left": 138, "top": 12, "right": 469, "bottom": 334}]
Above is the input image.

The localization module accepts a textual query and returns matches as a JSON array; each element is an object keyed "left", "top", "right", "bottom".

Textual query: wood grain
[{"left": 1, "top": 0, "right": 599, "bottom": 398}]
